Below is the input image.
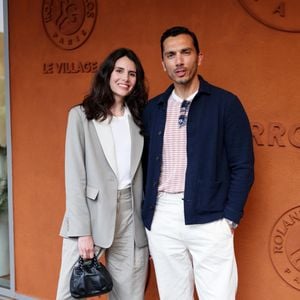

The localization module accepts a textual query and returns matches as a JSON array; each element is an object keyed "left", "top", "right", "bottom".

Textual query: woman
[{"left": 56, "top": 48, "right": 148, "bottom": 300}]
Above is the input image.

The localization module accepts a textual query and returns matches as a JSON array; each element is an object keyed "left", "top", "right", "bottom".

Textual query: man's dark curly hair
[{"left": 160, "top": 26, "right": 200, "bottom": 58}]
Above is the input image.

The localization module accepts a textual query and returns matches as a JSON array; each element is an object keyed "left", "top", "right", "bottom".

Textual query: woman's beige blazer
[{"left": 59, "top": 106, "right": 147, "bottom": 248}]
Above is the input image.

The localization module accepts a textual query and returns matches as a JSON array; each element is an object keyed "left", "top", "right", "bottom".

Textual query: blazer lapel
[
  {"left": 91, "top": 118, "right": 118, "bottom": 177},
  {"left": 128, "top": 114, "right": 143, "bottom": 179}
]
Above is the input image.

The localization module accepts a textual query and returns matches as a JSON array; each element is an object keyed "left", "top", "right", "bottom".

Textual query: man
[{"left": 142, "top": 26, "right": 254, "bottom": 300}]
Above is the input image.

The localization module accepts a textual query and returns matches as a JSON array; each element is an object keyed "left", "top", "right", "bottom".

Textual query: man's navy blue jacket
[{"left": 142, "top": 76, "right": 254, "bottom": 230}]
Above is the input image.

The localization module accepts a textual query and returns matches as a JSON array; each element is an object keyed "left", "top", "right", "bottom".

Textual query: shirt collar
[{"left": 171, "top": 89, "right": 198, "bottom": 103}]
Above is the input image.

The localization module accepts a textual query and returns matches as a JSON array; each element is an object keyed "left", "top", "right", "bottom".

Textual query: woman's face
[{"left": 110, "top": 56, "right": 137, "bottom": 102}]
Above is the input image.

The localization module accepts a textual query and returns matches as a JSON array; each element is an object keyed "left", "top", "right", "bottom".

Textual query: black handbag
[{"left": 70, "top": 253, "right": 113, "bottom": 298}]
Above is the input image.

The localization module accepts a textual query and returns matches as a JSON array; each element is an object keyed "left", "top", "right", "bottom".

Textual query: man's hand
[
  {"left": 224, "top": 218, "right": 238, "bottom": 235},
  {"left": 78, "top": 236, "right": 94, "bottom": 259}
]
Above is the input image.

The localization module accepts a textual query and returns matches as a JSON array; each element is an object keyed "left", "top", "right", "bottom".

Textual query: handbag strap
[
  {"left": 78, "top": 255, "right": 98, "bottom": 267},
  {"left": 74, "top": 246, "right": 106, "bottom": 268}
]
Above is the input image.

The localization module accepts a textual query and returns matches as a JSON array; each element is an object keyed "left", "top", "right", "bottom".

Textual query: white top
[{"left": 110, "top": 108, "right": 132, "bottom": 189}]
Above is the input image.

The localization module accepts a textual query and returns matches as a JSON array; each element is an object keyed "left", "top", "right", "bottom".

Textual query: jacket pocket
[
  {"left": 86, "top": 186, "right": 99, "bottom": 200},
  {"left": 195, "top": 180, "right": 227, "bottom": 212}
]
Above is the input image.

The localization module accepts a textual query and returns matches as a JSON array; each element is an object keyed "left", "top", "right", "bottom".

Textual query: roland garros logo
[
  {"left": 270, "top": 206, "right": 300, "bottom": 290},
  {"left": 42, "top": 0, "right": 97, "bottom": 50}
]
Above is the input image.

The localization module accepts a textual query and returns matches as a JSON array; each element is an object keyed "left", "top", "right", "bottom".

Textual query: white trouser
[{"left": 146, "top": 192, "right": 237, "bottom": 300}]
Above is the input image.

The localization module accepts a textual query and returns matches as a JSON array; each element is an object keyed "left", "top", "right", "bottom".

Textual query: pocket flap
[{"left": 86, "top": 186, "right": 99, "bottom": 200}]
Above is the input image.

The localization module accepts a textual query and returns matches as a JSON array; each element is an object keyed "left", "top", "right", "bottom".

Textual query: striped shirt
[{"left": 158, "top": 89, "right": 198, "bottom": 193}]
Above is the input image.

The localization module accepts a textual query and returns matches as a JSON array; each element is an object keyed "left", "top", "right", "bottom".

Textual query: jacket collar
[{"left": 157, "top": 75, "right": 211, "bottom": 106}]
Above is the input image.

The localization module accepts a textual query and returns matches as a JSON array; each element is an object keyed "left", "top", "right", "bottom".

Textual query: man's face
[{"left": 162, "top": 34, "right": 203, "bottom": 86}]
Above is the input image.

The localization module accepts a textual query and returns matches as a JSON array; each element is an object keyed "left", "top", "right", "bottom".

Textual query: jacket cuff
[
  {"left": 67, "top": 216, "right": 92, "bottom": 237},
  {"left": 224, "top": 207, "right": 243, "bottom": 224}
]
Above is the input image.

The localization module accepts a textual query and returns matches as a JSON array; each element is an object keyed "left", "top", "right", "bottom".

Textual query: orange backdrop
[{"left": 8, "top": 0, "right": 300, "bottom": 299}]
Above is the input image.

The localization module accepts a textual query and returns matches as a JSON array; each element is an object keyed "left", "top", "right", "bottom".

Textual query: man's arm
[{"left": 223, "top": 96, "right": 254, "bottom": 224}]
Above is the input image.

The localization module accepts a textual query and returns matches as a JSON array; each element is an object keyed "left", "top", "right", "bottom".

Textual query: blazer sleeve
[
  {"left": 223, "top": 96, "right": 254, "bottom": 224},
  {"left": 142, "top": 105, "right": 150, "bottom": 192},
  {"left": 64, "top": 107, "right": 92, "bottom": 237}
]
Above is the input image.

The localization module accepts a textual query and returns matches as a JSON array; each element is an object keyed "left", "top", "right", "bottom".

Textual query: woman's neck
[{"left": 111, "top": 101, "right": 125, "bottom": 117}]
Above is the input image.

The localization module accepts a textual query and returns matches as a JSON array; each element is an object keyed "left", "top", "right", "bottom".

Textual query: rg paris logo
[
  {"left": 270, "top": 206, "right": 300, "bottom": 290},
  {"left": 42, "top": 0, "right": 97, "bottom": 50}
]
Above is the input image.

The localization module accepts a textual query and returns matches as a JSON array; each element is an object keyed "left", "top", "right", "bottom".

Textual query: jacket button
[
  {"left": 156, "top": 156, "right": 160, "bottom": 161},
  {"left": 152, "top": 182, "right": 157, "bottom": 187},
  {"left": 158, "top": 131, "right": 162, "bottom": 135}
]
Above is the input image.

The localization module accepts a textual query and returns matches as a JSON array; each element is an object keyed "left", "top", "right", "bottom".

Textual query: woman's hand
[{"left": 78, "top": 236, "right": 94, "bottom": 259}]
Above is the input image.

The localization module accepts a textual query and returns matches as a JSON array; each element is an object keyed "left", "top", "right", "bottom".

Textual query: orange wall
[{"left": 8, "top": 1, "right": 300, "bottom": 299}]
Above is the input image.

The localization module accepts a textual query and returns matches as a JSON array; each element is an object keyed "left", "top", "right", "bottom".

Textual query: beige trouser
[{"left": 56, "top": 188, "right": 149, "bottom": 300}]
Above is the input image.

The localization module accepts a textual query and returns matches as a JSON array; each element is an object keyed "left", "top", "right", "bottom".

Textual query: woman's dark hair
[
  {"left": 160, "top": 26, "right": 200, "bottom": 58},
  {"left": 81, "top": 48, "right": 148, "bottom": 130}
]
